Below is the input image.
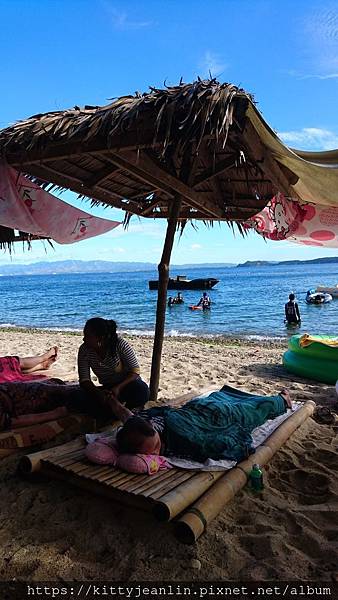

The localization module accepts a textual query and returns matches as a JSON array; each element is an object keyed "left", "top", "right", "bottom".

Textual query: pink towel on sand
[
  {"left": 0, "top": 356, "right": 48, "bottom": 383},
  {"left": 0, "top": 160, "right": 120, "bottom": 243}
]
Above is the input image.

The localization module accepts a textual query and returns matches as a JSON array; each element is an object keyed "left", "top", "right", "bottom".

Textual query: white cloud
[
  {"left": 278, "top": 127, "right": 338, "bottom": 150},
  {"left": 303, "top": 7, "right": 338, "bottom": 72},
  {"left": 103, "top": 3, "right": 153, "bottom": 30},
  {"left": 191, "top": 243, "right": 202, "bottom": 250},
  {"left": 199, "top": 51, "right": 227, "bottom": 78},
  {"left": 285, "top": 69, "right": 338, "bottom": 80},
  {"left": 302, "top": 72, "right": 338, "bottom": 80},
  {"left": 105, "top": 221, "right": 165, "bottom": 240}
]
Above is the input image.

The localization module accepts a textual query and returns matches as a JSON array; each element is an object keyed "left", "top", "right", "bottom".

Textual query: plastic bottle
[{"left": 249, "top": 463, "right": 264, "bottom": 491}]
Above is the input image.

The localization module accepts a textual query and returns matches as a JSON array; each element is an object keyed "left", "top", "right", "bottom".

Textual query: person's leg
[
  {"left": 11, "top": 406, "right": 68, "bottom": 428},
  {"left": 119, "top": 379, "right": 150, "bottom": 410},
  {"left": 19, "top": 347, "right": 58, "bottom": 373}
]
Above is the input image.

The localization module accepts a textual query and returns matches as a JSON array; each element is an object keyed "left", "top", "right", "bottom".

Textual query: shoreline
[{"left": 0, "top": 325, "right": 288, "bottom": 349}]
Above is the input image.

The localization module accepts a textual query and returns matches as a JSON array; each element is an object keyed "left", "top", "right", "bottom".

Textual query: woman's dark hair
[
  {"left": 116, "top": 416, "right": 155, "bottom": 453},
  {"left": 85, "top": 317, "right": 118, "bottom": 354}
]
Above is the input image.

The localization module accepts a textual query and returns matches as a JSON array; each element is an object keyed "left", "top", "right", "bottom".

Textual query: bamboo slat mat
[
  {"left": 25, "top": 387, "right": 222, "bottom": 520},
  {"left": 38, "top": 441, "right": 215, "bottom": 517}
]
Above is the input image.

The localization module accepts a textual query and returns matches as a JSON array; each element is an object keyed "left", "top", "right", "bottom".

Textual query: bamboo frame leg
[
  {"left": 175, "top": 401, "right": 315, "bottom": 544},
  {"left": 149, "top": 196, "right": 182, "bottom": 403}
]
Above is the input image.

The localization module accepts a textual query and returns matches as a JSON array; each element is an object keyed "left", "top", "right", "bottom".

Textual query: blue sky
[{"left": 1, "top": 0, "right": 338, "bottom": 265}]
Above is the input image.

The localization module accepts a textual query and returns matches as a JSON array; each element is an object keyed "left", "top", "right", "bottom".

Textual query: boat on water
[
  {"left": 306, "top": 289, "right": 333, "bottom": 304},
  {"left": 316, "top": 284, "right": 338, "bottom": 298},
  {"left": 149, "top": 275, "right": 219, "bottom": 290}
]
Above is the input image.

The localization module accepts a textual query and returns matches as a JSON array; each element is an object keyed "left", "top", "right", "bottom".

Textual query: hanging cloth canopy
[
  {"left": 0, "top": 160, "right": 120, "bottom": 245},
  {"left": 244, "top": 192, "right": 338, "bottom": 248}
]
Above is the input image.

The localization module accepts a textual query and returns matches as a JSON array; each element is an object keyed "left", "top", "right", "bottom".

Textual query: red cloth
[{"left": 0, "top": 356, "right": 47, "bottom": 383}]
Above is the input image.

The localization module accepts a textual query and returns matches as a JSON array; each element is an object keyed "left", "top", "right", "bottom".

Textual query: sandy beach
[{"left": 0, "top": 328, "right": 337, "bottom": 582}]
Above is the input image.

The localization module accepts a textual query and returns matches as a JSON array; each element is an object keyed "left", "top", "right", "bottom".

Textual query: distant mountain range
[
  {"left": 0, "top": 260, "right": 234, "bottom": 276},
  {"left": 0, "top": 256, "right": 337, "bottom": 276},
  {"left": 238, "top": 257, "right": 338, "bottom": 267}
]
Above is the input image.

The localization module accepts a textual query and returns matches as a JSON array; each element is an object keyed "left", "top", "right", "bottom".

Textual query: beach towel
[
  {"left": 0, "top": 356, "right": 49, "bottom": 383},
  {"left": 0, "top": 160, "right": 121, "bottom": 243},
  {"left": 299, "top": 333, "right": 338, "bottom": 348},
  {"left": 143, "top": 385, "right": 286, "bottom": 463}
]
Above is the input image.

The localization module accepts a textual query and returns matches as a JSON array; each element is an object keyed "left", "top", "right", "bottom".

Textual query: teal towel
[{"left": 146, "top": 385, "right": 286, "bottom": 462}]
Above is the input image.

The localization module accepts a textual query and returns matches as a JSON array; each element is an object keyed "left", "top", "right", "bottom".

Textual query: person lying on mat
[
  {"left": 77, "top": 317, "right": 149, "bottom": 419},
  {"left": 0, "top": 379, "right": 82, "bottom": 431},
  {"left": 111, "top": 386, "right": 292, "bottom": 463},
  {"left": 0, "top": 347, "right": 58, "bottom": 383}
]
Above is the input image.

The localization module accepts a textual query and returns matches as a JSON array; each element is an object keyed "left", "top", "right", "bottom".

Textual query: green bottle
[{"left": 249, "top": 463, "right": 264, "bottom": 491}]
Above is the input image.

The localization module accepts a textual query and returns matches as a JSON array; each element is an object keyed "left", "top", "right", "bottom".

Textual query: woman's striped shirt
[{"left": 78, "top": 336, "right": 140, "bottom": 387}]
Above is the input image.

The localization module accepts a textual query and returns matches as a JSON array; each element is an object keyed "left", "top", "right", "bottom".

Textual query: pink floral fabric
[
  {"left": 245, "top": 192, "right": 338, "bottom": 247},
  {"left": 0, "top": 160, "right": 120, "bottom": 243}
]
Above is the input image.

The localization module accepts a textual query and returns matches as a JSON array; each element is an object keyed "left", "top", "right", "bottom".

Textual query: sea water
[{"left": 0, "top": 263, "right": 337, "bottom": 339}]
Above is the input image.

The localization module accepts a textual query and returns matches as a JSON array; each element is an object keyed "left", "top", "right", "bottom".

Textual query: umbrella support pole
[{"left": 149, "top": 196, "right": 182, "bottom": 403}]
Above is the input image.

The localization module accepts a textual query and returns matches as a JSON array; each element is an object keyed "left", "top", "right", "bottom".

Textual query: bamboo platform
[
  {"left": 19, "top": 394, "right": 316, "bottom": 537},
  {"left": 22, "top": 435, "right": 223, "bottom": 519}
]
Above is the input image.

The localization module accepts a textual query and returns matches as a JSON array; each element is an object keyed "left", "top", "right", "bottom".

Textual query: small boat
[
  {"left": 306, "top": 290, "right": 333, "bottom": 304},
  {"left": 149, "top": 275, "right": 219, "bottom": 290},
  {"left": 316, "top": 284, "right": 338, "bottom": 298}
]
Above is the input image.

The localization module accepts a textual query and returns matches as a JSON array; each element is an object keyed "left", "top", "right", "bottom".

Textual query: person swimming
[{"left": 173, "top": 292, "right": 184, "bottom": 304}]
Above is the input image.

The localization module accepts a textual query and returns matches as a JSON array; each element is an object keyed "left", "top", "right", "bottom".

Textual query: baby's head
[{"left": 116, "top": 416, "right": 161, "bottom": 455}]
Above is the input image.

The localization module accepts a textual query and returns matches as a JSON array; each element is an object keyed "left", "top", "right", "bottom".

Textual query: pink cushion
[
  {"left": 85, "top": 441, "right": 119, "bottom": 465},
  {"left": 116, "top": 453, "right": 171, "bottom": 475}
]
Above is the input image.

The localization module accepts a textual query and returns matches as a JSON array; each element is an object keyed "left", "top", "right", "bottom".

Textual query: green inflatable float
[{"left": 283, "top": 334, "right": 338, "bottom": 384}]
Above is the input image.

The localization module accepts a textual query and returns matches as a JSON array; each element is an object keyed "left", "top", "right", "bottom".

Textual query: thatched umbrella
[
  {"left": 0, "top": 226, "right": 50, "bottom": 252},
  {"left": 0, "top": 79, "right": 319, "bottom": 401}
]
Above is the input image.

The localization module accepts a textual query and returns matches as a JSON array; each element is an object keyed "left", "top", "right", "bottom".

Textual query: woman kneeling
[{"left": 78, "top": 317, "right": 149, "bottom": 419}]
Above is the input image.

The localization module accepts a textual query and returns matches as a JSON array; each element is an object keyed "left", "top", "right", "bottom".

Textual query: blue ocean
[{"left": 0, "top": 263, "right": 338, "bottom": 339}]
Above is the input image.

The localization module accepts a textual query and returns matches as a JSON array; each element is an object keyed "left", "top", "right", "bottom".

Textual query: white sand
[{"left": 0, "top": 328, "right": 337, "bottom": 581}]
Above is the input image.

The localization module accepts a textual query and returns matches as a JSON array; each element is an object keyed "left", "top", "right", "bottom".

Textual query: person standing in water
[
  {"left": 197, "top": 291, "right": 211, "bottom": 310},
  {"left": 285, "top": 293, "right": 301, "bottom": 325}
]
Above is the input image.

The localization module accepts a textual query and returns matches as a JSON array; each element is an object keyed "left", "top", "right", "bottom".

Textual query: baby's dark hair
[
  {"left": 85, "top": 317, "right": 118, "bottom": 354},
  {"left": 116, "top": 416, "right": 155, "bottom": 454}
]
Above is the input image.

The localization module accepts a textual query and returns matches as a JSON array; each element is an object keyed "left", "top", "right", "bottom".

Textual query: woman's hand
[{"left": 110, "top": 385, "right": 121, "bottom": 399}]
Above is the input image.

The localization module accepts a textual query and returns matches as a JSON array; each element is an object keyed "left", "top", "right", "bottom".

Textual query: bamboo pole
[
  {"left": 175, "top": 400, "right": 315, "bottom": 544},
  {"left": 19, "top": 436, "right": 86, "bottom": 474},
  {"left": 153, "top": 470, "right": 225, "bottom": 521},
  {"left": 149, "top": 196, "right": 182, "bottom": 403}
]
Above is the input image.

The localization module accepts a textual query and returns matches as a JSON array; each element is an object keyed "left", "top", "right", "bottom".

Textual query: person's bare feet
[
  {"left": 280, "top": 388, "right": 292, "bottom": 409},
  {"left": 41, "top": 346, "right": 58, "bottom": 370}
]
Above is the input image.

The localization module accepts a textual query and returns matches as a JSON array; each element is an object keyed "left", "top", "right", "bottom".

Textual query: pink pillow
[
  {"left": 116, "top": 453, "right": 171, "bottom": 475},
  {"left": 85, "top": 441, "right": 119, "bottom": 465}
]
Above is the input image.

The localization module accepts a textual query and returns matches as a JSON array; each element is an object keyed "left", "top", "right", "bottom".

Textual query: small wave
[{"left": 246, "top": 334, "right": 286, "bottom": 342}]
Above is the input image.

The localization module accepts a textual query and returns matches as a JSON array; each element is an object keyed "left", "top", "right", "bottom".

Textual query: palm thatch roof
[{"left": 0, "top": 80, "right": 299, "bottom": 223}]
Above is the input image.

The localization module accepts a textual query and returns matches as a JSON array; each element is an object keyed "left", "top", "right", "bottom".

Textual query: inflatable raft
[
  {"left": 283, "top": 334, "right": 338, "bottom": 384},
  {"left": 305, "top": 290, "right": 332, "bottom": 304}
]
